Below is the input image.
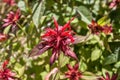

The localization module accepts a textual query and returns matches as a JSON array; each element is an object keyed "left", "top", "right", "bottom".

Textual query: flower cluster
[
  {"left": 0, "top": 60, "right": 15, "bottom": 80},
  {"left": 65, "top": 64, "right": 82, "bottom": 80},
  {"left": 3, "top": 9, "right": 21, "bottom": 28},
  {"left": 30, "top": 17, "right": 78, "bottom": 65},
  {"left": 88, "top": 20, "right": 112, "bottom": 35}
]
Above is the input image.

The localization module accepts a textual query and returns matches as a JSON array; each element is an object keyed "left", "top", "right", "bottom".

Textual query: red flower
[
  {"left": 109, "top": 0, "right": 120, "bottom": 8},
  {"left": 0, "top": 60, "right": 15, "bottom": 80},
  {"left": 30, "top": 17, "right": 78, "bottom": 65},
  {"left": 0, "top": 33, "right": 7, "bottom": 42},
  {"left": 99, "top": 72, "right": 118, "bottom": 80},
  {"left": 65, "top": 64, "right": 82, "bottom": 80},
  {"left": 88, "top": 20, "right": 103, "bottom": 35},
  {"left": 3, "top": 9, "right": 21, "bottom": 28},
  {"left": 2, "top": 0, "right": 16, "bottom": 6},
  {"left": 88, "top": 20, "right": 112, "bottom": 35}
]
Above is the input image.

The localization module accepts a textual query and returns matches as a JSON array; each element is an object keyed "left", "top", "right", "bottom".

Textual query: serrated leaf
[
  {"left": 18, "top": 1, "right": 26, "bottom": 11},
  {"left": 76, "top": 6, "right": 92, "bottom": 24},
  {"left": 32, "top": 0, "right": 45, "bottom": 27},
  {"left": 91, "top": 48, "right": 102, "bottom": 61}
]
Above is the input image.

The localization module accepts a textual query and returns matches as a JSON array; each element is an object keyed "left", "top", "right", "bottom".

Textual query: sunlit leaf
[
  {"left": 32, "top": 0, "right": 45, "bottom": 27},
  {"left": 76, "top": 6, "right": 92, "bottom": 24},
  {"left": 91, "top": 48, "right": 102, "bottom": 61},
  {"left": 18, "top": 1, "right": 26, "bottom": 12}
]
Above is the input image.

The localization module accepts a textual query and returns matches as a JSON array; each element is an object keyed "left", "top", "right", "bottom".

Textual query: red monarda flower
[
  {"left": 65, "top": 64, "right": 82, "bottom": 80},
  {"left": 88, "top": 20, "right": 112, "bottom": 35},
  {"left": 0, "top": 60, "right": 15, "bottom": 80},
  {"left": 0, "top": 33, "right": 7, "bottom": 42},
  {"left": 30, "top": 17, "right": 78, "bottom": 65},
  {"left": 109, "top": 0, "right": 120, "bottom": 8},
  {"left": 3, "top": 0, "right": 15, "bottom": 6},
  {"left": 3, "top": 9, "right": 21, "bottom": 28},
  {"left": 99, "top": 72, "right": 118, "bottom": 80},
  {"left": 88, "top": 20, "right": 103, "bottom": 35}
]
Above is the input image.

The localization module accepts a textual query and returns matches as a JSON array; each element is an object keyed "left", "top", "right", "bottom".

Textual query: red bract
[
  {"left": 3, "top": 0, "right": 15, "bottom": 6},
  {"left": 88, "top": 20, "right": 112, "bottom": 35},
  {"left": 30, "top": 17, "right": 78, "bottom": 65},
  {"left": 65, "top": 64, "right": 82, "bottom": 80},
  {"left": 99, "top": 72, "right": 118, "bottom": 80},
  {"left": 3, "top": 9, "right": 21, "bottom": 28},
  {"left": 102, "top": 25, "right": 113, "bottom": 35},
  {"left": 0, "top": 60, "right": 15, "bottom": 80},
  {"left": 88, "top": 20, "right": 103, "bottom": 35},
  {"left": 109, "top": 0, "right": 120, "bottom": 8},
  {"left": 0, "top": 33, "right": 7, "bottom": 42}
]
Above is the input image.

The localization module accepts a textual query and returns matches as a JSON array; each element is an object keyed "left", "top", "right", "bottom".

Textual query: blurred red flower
[
  {"left": 99, "top": 72, "right": 118, "bottom": 80},
  {"left": 88, "top": 20, "right": 112, "bottom": 35},
  {"left": 3, "top": 9, "right": 21, "bottom": 29},
  {"left": 2, "top": 0, "right": 16, "bottom": 6},
  {"left": 0, "top": 33, "right": 7, "bottom": 42},
  {"left": 88, "top": 20, "right": 103, "bottom": 35},
  {"left": 30, "top": 17, "right": 78, "bottom": 65},
  {"left": 65, "top": 64, "right": 82, "bottom": 80},
  {"left": 0, "top": 60, "right": 15, "bottom": 80},
  {"left": 109, "top": 0, "right": 120, "bottom": 8}
]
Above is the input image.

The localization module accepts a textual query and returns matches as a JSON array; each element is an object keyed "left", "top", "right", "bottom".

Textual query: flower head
[
  {"left": 0, "top": 60, "right": 15, "bottom": 80},
  {"left": 65, "top": 64, "right": 82, "bottom": 80},
  {"left": 2, "top": 0, "right": 16, "bottom": 6},
  {"left": 88, "top": 20, "right": 103, "bottom": 35},
  {"left": 88, "top": 20, "right": 112, "bottom": 35},
  {"left": 3, "top": 9, "right": 21, "bottom": 28},
  {"left": 0, "top": 33, "right": 7, "bottom": 42},
  {"left": 30, "top": 17, "right": 78, "bottom": 65},
  {"left": 109, "top": 0, "right": 120, "bottom": 8},
  {"left": 99, "top": 72, "right": 118, "bottom": 80}
]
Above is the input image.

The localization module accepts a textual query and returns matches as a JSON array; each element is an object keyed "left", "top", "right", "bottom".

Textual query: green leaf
[
  {"left": 14, "top": 63, "right": 25, "bottom": 77},
  {"left": 76, "top": 6, "right": 92, "bottom": 24},
  {"left": 104, "top": 53, "right": 118, "bottom": 65},
  {"left": 18, "top": 1, "right": 26, "bottom": 12},
  {"left": 32, "top": 0, "right": 45, "bottom": 27},
  {"left": 91, "top": 48, "right": 102, "bottom": 61},
  {"left": 3, "top": 25, "right": 11, "bottom": 34},
  {"left": 59, "top": 53, "right": 69, "bottom": 68},
  {"left": 97, "top": 16, "right": 110, "bottom": 26},
  {"left": 103, "top": 42, "right": 120, "bottom": 65}
]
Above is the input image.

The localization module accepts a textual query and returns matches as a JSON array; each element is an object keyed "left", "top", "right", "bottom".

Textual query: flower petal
[
  {"left": 105, "top": 72, "right": 110, "bottom": 80},
  {"left": 65, "top": 48, "right": 78, "bottom": 60},
  {"left": 50, "top": 52, "right": 56, "bottom": 66},
  {"left": 62, "top": 17, "right": 75, "bottom": 31},
  {"left": 111, "top": 74, "right": 118, "bottom": 80},
  {"left": 66, "top": 64, "right": 73, "bottom": 70},
  {"left": 53, "top": 17, "right": 59, "bottom": 31},
  {"left": 29, "top": 42, "right": 50, "bottom": 57},
  {"left": 45, "top": 68, "right": 58, "bottom": 80},
  {"left": 74, "top": 63, "right": 79, "bottom": 70}
]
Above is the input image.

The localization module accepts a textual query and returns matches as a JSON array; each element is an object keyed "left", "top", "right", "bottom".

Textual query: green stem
[{"left": 16, "top": 22, "right": 28, "bottom": 36}]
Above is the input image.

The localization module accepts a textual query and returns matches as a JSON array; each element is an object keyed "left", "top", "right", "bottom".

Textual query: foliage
[{"left": 0, "top": 0, "right": 120, "bottom": 80}]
